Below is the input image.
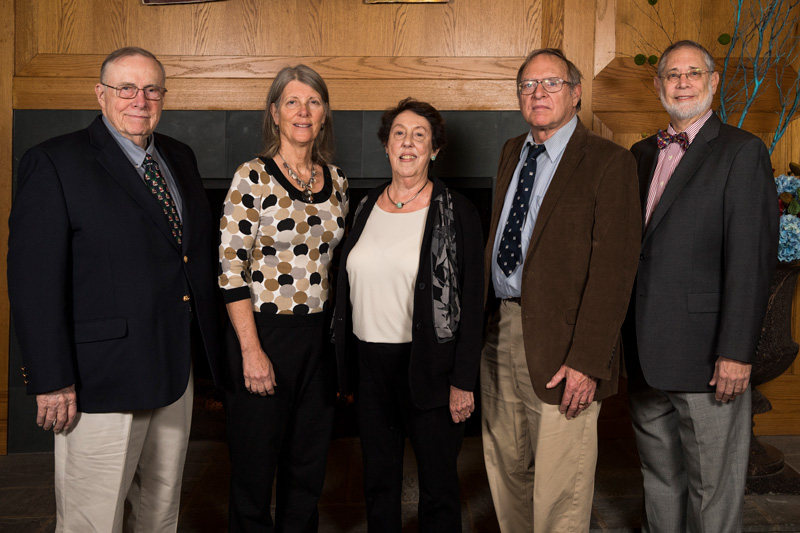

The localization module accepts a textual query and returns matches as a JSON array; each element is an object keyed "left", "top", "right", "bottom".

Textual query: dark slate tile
[
  {"left": 12, "top": 110, "right": 99, "bottom": 186},
  {"left": 0, "top": 452, "right": 53, "bottom": 488},
  {"left": 592, "top": 496, "right": 642, "bottom": 529},
  {"left": 330, "top": 111, "right": 363, "bottom": 178},
  {"left": 321, "top": 439, "right": 359, "bottom": 505},
  {"left": 435, "top": 111, "right": 528, "bottom": 179},
  {"left": 157, "top": 111, "right": 226, "bottom": 180},
  {"left": 748, "top": 493, "right": 800, "bottom": 528},
  {"left": 7, "top": 389, "right": 53, "bottom": 453},
  {"left": 463, "top": 488, "right": 500, "bottom": 532},
  {"left": 225, "top": 111, "right": 263, "bottom": 180},
  {"left": 0, "top": 516, "right": 54, "bottom": 533},
  {"left": 760, "top": 436, "right": 800, "bottom": 459},
  {"left": 593, "top": 467, "right": 643, "bottom": 499},
  {"left": 0, "top": 486, "right": 55, "bottom": 518},
  {"left": 318, "top": 504, "right": 368, "bottom": 533},
  {"left": 360, "top": 111, "right": 390, "bottom": 179}
]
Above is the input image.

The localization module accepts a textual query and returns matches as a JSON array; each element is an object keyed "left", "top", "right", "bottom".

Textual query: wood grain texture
[
  {"left": 0, "top": 0, "right": 13, "bottom": 456},
  {"left": 13, "top": 77, "right": 521, "bottom": 111},
  {"left": 564, "top": 0, "right": 596, "bottom": 120},
  {"left": 594, "top": 57, "right": 800, "bottom": 134},
  {"left": 18, "top": 54, "right": 526, "bottom": 79}
]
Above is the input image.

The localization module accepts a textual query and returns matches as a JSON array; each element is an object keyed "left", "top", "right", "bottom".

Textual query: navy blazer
[
  {"left": 334, "top": 178, "right": 484, "bottom": 410},
  {"left": 8, "top": 115, "right": 222, "bottom": 412},
  {"left": 625, "top": 113, "right": 778, "bottom": 392}
]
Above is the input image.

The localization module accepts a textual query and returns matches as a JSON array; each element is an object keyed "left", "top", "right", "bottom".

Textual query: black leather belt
[{"left": 502, "top": 297, "right": 521, "bottom": 305}]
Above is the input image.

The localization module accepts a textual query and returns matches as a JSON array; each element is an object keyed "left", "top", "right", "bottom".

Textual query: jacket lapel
[
  {"left": 525, "top": 120, "right": 587, "bottom": 261},
  {"left": 642, "top": 115, "right": 720, "bottom": 245},
  {"left": 90, "top": 118, "right": 182, "bottom": 251}
]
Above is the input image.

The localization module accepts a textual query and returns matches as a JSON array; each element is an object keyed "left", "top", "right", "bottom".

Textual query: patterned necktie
[
  {"left": 143, "top": 154, "right": 182, "bottom": 245},
  {"left": 656, "top": 130, "right": 689, "bottom": 151},
  {"left": 496, "top": 143, "right": 546, "bottom": 277}
]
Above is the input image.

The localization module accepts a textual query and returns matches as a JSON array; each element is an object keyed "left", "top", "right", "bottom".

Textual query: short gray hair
[
  {"left": 100, "top": 47, "right": 166, "bottom": 85},
  {"left": 657, "top": 40, "right": 716, "bottom": 77},
  {"left": 516, "top": 48, "right": 583, "bottom": 110}
]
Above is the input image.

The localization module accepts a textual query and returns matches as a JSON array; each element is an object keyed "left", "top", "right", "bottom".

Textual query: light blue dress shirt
[
  {"left": 491, "top": 115, "right": 578, "bottom": 299},
  {"left": 103, "top": 115, "right": 184, "bottom": 220}
]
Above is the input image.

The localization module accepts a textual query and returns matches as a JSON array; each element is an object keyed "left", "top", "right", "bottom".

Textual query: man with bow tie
[{"left": 623, "top": 40, "right": 777, "bottom": 532}]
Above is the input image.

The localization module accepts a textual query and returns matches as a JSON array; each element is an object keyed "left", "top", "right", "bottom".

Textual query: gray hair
[
  {"left": 516, "top": 48, "right": 583, "bottom": 111},
  {"left": 259, "top": 65, "right": 334, "bottom": 164},
  {"left": 100, "top": 47, "right": 166, "bottom": 86},
  {"left": 657, "top": 40, "right": 716, "bottom": 77}
]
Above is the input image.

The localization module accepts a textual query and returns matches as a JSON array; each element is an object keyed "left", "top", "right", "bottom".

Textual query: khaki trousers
[
  {"left": 54, "top": 370, "right": 194, "bottom": 533},
  {"left": 481, "top": 300, "right": 600, "bottom": 532}
]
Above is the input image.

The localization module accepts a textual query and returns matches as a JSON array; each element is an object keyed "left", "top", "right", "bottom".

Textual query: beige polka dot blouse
[{"left": 219, "top": 157, "right": 349, "bottom": 315}]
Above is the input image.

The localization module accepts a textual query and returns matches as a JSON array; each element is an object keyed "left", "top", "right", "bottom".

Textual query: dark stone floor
[{"left": 2, "top": 424, "right": 800, "bottom": 532}]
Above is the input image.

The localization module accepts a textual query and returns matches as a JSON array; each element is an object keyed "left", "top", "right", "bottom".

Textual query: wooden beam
[
  {"left": 13, "top": 77, "right": 521, "bottom": 111},
  {"left": 18, "top": 54, "right": 524, "bottom": 80}
]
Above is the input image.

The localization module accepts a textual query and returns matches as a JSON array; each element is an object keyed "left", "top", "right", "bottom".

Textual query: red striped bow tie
[{"left": 656, "top": 130, "right": 689, "bottom": 151}]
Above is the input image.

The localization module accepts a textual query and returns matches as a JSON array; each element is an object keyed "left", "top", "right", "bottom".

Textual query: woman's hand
[
  {"left": 242, "top": 347, "right": 277, "bottom": 396},
  {"left": 449, "top": 386, "right": 475, "bottom": 423}
]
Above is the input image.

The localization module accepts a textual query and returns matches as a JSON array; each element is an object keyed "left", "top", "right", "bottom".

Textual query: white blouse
[{"left": 346, "top": 205, "right": 428, "bottom": 343}]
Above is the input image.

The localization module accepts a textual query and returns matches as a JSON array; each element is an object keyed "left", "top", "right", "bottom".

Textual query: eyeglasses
[
  {"left": 660, "top": 70, "right": 710, "bottom": 84},
  {"left": 100, "top": 83, "right": 167, "bottom": 101},
  {"left": 518, "top": 78, "right": 572, "bottom": 95}
]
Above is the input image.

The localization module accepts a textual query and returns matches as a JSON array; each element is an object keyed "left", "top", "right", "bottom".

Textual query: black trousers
[
  {"left": 225, "top": 311, "right": 336, "bottom": 533},
  {"left": 357, "top": 340, "right": 464, "bottom": 533}
]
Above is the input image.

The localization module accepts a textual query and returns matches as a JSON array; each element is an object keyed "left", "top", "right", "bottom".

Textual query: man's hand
[
  {"left": 449, "top": 386, "right": 475, "bottom": 423},
  {"left": 546, "top": 365, "right": 597, "bottom": 420},
  {"left": 36, "top": 385, "right": 77, "bottom": 433},
  {"left": 242, "top": 347, "right": 277, "bottom": 396},
  {"left": 709, "top": 356, "right": 751, "bottom": 403}
]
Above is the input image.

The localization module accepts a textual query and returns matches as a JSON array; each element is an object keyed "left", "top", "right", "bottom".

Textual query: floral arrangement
[{"left": 776, "top": 173, "right": 800, "bottom": 263}]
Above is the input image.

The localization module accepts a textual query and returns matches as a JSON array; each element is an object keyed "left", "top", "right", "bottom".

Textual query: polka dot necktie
[
  {"left": 143, "top": 154, "right": 182, "bottom": 245},
  {"left": 496, "top": 143, "right": 546, "bottom": 277}
]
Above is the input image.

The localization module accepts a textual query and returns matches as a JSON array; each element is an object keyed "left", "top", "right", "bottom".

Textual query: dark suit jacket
[
  {"left": 8, "top": 115, "right": 222, "bottom": 412},
  {"left": 484, "top": 119, "right": 641, "bottom": 405},
  {"left": 625, "top": 113, "right": 778, "bottom": 392},
  {"left": 334, "top": 178, "right": 485, "bottom": 410}
]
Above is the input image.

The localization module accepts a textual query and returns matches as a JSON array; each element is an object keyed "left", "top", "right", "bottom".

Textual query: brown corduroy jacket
[{"left": 484, "top": 119, "right": 641, "bottom": 405}]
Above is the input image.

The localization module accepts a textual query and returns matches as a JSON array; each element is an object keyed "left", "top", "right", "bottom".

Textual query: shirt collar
[
  {"left": 667, "top": 109, "right": 713, "bottom": 144},
  {"left": 102, "top": 115, "right": 155, "bottom": 168},
  {"left": 520, "top": 115, "right": 578, "bottom": 163}
]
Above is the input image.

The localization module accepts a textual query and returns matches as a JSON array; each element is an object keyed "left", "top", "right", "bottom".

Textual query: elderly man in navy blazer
[
  {"left": 7, "top": 47, "right": 221, "bottom": 532},
  {"left": 624, "top": 40, "right": 777, "bottom": 532}
]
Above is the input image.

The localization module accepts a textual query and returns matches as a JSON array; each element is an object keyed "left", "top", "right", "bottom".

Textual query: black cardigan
[{"left": 334, "top": 178, "right": 485, "bottom": 410}]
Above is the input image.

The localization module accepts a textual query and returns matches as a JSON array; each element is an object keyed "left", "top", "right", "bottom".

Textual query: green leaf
[
  {"left": 788, "top": 199, "right": 800, "bottom": 215},
  {"left": 648, "top": 0, "right": 658, "bottom": 5},
  {"left": 718, "top": 33, "right": 731, "bottom": 45},
  {"left": 648, "top": 55, "right": 658, "bottom": 65},
  {"left": 634, "top": 54, "right": 647, "bottom": 65}
]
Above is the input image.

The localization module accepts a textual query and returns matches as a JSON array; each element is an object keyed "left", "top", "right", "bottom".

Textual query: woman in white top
[
  {"left": 219, "top": 65, "right": 348, "bottom": 532},
  {"left": 334, "top": 98, "right": 484, "bottom": 532}
]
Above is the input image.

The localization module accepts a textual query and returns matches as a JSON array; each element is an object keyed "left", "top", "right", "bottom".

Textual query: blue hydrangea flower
[
  {"left": 775, "top": 174, "right": 800, "bottom": 194},
  {"left": 778, "top": 214, "right": 800, "bottom": 263}
]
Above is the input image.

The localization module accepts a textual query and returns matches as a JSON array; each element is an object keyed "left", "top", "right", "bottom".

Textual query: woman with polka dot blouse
[{"left": 218, "top": 65, "right": 348, "bottom": 532}]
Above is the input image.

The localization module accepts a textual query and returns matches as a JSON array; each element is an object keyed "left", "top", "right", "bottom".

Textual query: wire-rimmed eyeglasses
[
  {"left": 100, "top": 83, "right": 167, "bottom": 101},
  {"left": 660, "top": 70, "right": 710, "bottom": 84},
  {"left": 518, "top": 78, "right": 573, "bottom": 95}
]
